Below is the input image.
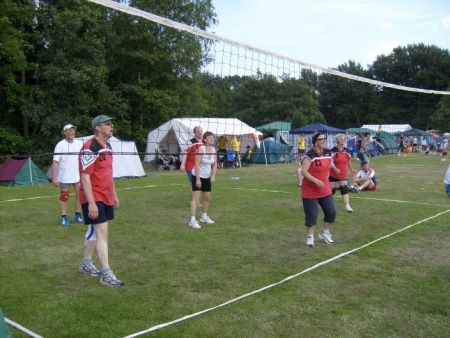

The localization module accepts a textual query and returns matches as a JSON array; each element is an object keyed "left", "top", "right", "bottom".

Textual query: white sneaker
[
  {"left": 319, "top": 230, "right": 334, "bottom": 244},
  {"left": 306, "top": 235, "right": 314, "bottom": 247},
  {"left": 344, "top": 205, "right": 353, "bottom": 213},
  {"left": 188, "top": 220, "right": 201, "bottom": 229},
  {"left": 200, "top": 215, "right": 215, "bottom": 224}
]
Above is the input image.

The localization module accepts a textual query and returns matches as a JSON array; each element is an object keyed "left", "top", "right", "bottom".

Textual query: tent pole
[
  {"left": 262, "top": 139, "right": 268, "bottom": 165},
  {"left": 29, "top": 158, "right": 34, "bottom": 186}
]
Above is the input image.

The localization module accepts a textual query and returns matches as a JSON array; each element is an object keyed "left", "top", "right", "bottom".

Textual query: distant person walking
[
  {"left": 330, "top": 134, "right": 356, "bottom": 213},
  {"left": 78, "top": 114, "right": 123, "bottom": 287},
  {"left": 52, "top": 124, "right": 84, "bottom": 227},
  {"left": 301, "top": 132, "right": 339, "bottom": 248}
]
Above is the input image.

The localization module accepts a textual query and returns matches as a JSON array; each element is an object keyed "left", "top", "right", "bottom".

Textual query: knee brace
[
  {"left": 339, "top": 185, "right": 350, "bottom": 195},
  {"left": 60, "top": 191, "right": 70, "bottom": 202}
]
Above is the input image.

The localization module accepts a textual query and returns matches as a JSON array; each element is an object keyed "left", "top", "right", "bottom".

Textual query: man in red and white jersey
[
  {"left": 354, "top": 161, "right": 377, "bottom": 192},
  {"left": 301, "top": 132, "right": 340, "bottom": 248},
  {"left": 78, "top": 114, "right": 123, "bottom": 287},
  {"left": 330, "top": 134, "right": 356, "bottom": 213}
]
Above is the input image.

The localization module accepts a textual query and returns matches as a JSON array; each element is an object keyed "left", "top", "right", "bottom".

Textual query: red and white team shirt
[
  {"left": 301, "top": 149, "right": 333, "bottom": 199},
  {"left": 356, "top": 168, "right": 376, "bottom": 181},
  {"left": 184, "top": 142, "right": 203, "bottom": 172},
  {"left": 330, "top": 146, "right": 352, "bottom": 180},
  {"left": 79, "top": 137, "right": 115, "bottom": 206}
]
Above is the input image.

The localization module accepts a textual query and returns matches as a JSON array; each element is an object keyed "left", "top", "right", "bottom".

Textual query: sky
[{"left": 211, "top": 0, "right": 450, "bottom": 69}]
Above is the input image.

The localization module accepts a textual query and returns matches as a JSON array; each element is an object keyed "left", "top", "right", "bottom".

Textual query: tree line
[{"left": 1, "top": 0, "right": 450, "bottom": 160}]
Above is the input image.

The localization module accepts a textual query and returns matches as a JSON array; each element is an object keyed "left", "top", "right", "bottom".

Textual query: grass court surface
[{"left": 1, "top": 154, "right": 449, "bottom": 337}]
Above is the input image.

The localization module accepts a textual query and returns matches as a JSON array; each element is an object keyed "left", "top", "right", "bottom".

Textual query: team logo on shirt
[{"left": 80, "top": 149, "right": 97, "bottom": 170}]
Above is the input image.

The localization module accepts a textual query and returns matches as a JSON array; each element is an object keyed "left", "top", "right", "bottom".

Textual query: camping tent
[
  {"left": 47, "top": 136, "right": 145, "bottom": 179},
  {"left": 144, "top": 118, "right": 263, "bottom": 163},
  {"left": 256, "top": 121, "right": 291, "bottom": 144},
  {"left": 252, "top": 139, "right": 293, "bottom": 164},
  {"left": 345, "top": 127, "right": 375, "bottom": 135},
  {"left": 0, "top": 157, "right": 48, "bottom": 186},
  {"left": 289, "top": 123, "right": 345, "bottom": 150},
  {"left": 362, "top": 124, "right": 412, "bottom": 134}
]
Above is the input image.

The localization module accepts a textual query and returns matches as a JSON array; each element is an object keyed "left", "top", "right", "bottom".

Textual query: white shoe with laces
[
  {"left": 344, "top": 205, "right": 353, "bottom": 213},
  {"left": 319, "top": 229, "right": 334, "bottom": 244},
  {"left": 200, "top": 215, "right": 215, "bottom": 224},
  {"left": 188, "top": 220, "right": 202, "bottom": 229}
]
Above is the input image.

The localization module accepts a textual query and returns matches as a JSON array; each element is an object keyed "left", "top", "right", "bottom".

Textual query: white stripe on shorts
[{"left": 85, "top": 224, "right": 96, "bottom": 241}]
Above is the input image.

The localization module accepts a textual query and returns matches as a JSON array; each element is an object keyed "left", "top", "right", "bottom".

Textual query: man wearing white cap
[{"left": 52, "top": 123, "right": 84, "bottom": 227}]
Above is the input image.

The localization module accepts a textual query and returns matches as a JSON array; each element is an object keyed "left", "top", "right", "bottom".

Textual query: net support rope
[{"left": 88, "top": 0, "right": 450, "bottom": 95}]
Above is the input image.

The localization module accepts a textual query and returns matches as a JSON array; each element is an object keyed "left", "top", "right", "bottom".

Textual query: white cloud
[
  {"left": 367, "top": 42, "right": 398, "bottom": 63},
  {"left": 442, "top": 16, "right": 450, "bottom": 30},
  {"left": 381, "top": 22, "right": 393, "bottom": 30}
]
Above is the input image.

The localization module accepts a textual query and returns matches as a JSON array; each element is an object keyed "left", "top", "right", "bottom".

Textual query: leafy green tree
[
  {"left": 0, "top": 0, "right": 35, "bottom": 139},
  {"left": 317, "top": 61, "right": 375, "bottom": 128},
  {"left": 370, "top": 43, "right": 450, "bottom": 129}
]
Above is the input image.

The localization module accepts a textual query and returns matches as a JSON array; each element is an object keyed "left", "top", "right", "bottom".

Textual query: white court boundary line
[
  {"left": 226, "top": 187, "right": 450, "bottom": 207},
  {"left": 4, "top": 317, "right": 43, "bottom": 338},
  {"left": 124, "top": 210, "right": 449, "bottom": 337},
  {"left": 0, "top": 184, "right": 184, "bottom": 203}
]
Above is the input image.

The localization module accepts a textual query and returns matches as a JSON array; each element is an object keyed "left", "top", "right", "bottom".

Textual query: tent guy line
[{"left": 123, "top": 209, "right": 450, "bottom": 337}]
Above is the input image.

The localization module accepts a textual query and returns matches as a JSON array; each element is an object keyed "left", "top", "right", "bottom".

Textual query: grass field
[{"left": 1, "top": 154, "right": 449, "bottom": 337}]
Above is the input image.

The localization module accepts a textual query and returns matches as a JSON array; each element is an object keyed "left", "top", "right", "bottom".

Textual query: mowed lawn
[{"left": 1, "top": 154, "right": 449, "bottom": 337}]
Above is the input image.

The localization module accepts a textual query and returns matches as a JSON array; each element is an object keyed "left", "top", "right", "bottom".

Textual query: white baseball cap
[{"left": 63, "top": 124, "right": 75, "bottom": 131}]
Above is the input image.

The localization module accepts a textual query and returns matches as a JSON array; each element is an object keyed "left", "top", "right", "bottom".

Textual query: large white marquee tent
[{"left": 144, "top": 118, "right": 262, "bottom": 163}]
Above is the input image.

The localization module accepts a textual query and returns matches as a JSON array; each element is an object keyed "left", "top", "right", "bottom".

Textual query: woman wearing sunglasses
[{"left": 300, "top": 132, "right": 339, "bottom": 248}]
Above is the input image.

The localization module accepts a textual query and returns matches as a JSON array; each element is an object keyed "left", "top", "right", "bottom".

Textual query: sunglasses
[
  {"left": 316, "top": 137, "right": 326, "bottom": 141},
  {"left": 100, "top": 121, "right": 113, "bottom": 126}
]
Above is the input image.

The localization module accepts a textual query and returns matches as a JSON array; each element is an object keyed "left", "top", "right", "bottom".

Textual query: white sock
[
  {"left": 201, "top": 212, "right": 207, "bottom": 219},
  {"left": 190, "top": 216, "right": 196, "bottom": 222}
]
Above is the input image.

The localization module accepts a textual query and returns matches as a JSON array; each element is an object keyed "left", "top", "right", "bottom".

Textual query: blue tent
[{"left": 289, "top": 123, "right": 344, "bottom": 150}]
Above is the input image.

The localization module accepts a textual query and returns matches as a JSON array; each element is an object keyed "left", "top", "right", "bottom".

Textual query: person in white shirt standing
[{"left": 52, "top": 124, "right": 84, "bottom": 227}]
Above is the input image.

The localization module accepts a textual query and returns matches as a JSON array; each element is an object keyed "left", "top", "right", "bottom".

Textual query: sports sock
[{"left": 81, "top": 258, "right": 92, "bottom": 266}]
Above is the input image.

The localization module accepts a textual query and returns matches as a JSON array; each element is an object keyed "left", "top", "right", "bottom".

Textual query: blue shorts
[
  {"left": 187, "top": 172, "right": 193, "bottom": 182},
  {"left": 302, "top": 195, "right": 336, "bottom": 227},
  {"left": 445, "top": 184, "right": 450, "bottom": 197},
  {"left": 82, "top": 201, "right": 114, "bottom": 225}
]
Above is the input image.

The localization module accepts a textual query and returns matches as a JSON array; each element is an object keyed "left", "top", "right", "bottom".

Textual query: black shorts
[
  {"left": 82, "top": 201, "right": 114, "bottom": 225},
  {"left": 302, "top": 195, "right": 336, "bottom": 227},
  {"left": 191, "top": 175, "right": 212, "bottom": 192}
]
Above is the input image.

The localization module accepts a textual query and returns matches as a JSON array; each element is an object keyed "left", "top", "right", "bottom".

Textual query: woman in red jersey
[
  {"left": 329, "top": 134, "right": 357, "bottom": 213},
  {"left": 301, "top": 132, "right": 339, "bottom": 248}
]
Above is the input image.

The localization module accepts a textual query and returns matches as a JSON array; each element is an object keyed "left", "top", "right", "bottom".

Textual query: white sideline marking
[
  {"left": 350, "top": 196, "right": 450, "bottom": 207},
  {"left": 124, "top": 210, "right": 450, "bottom": 337},
  {"left": 225, "top": 187, "right": 450, "bottom": 207},
  {"left": 5, "top": 317, "right": 43, "bottom": 338},
  {"left": 0, "top": 184, "right": 184, "bottom": 203},
  {"left": 226, "top": 187, "right": 292, "bottom": 194}
]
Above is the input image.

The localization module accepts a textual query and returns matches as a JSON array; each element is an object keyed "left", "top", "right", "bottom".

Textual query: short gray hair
[{"left": 335, "top": 133, "right": 346, "bottom": 142}]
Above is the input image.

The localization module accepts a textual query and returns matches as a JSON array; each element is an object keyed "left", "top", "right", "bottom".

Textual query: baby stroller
[{"left": 155, "top": 149, "right": 177, "bottom": 171}]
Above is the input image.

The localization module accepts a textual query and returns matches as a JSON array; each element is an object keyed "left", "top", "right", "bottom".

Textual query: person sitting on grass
[{"left": 354, "top": 161, "right": 377, "bottom": 192}]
